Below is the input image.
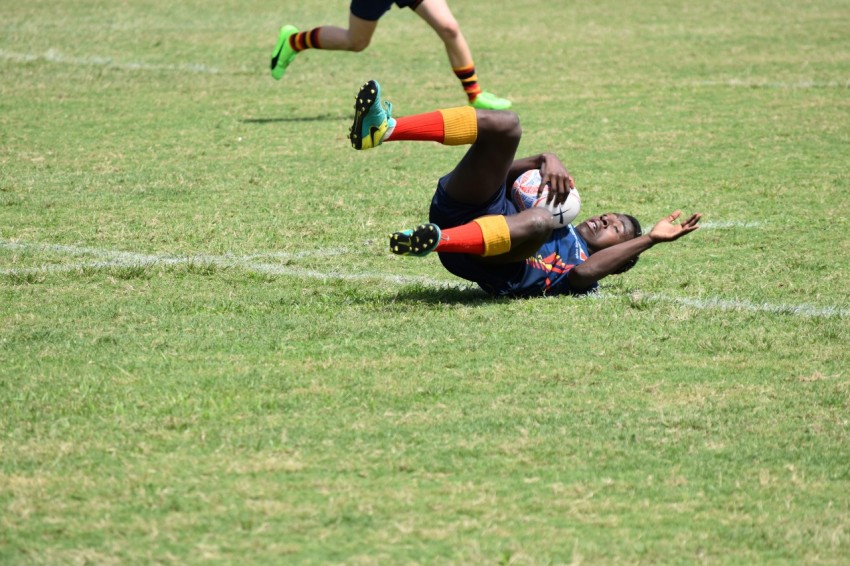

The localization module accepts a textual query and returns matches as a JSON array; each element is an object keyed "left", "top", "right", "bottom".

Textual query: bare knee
[
  {"left": 486, "top": 208, "right": 553, "bottom": 263},
  {"left": 524, "top": 208, "right": 555, "bottom": 238},
  {"left": 346, "top": 35, "right": 371, "bottom": 52},
  {"left": 477, "top": 110, "right": 522, "bottom": 144},
  {"left": 432, "top": 20, "right": 461, "bottom": 43},
  {"left": 509, "top": 208, "right": 555, "bottom": 240}
]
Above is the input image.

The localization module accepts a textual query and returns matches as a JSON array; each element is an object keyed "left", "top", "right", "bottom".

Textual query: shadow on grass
[
  {"left": 384, "top": 285, "right": 600, "bottom": 305},
  {"left": 388, "top": 286, "right": 500, "bottom": 305},
  {"left": 240, "top": 114, "right": 349, "bottom": 124}
]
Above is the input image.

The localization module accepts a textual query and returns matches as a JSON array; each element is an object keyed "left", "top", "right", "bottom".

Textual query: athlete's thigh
[
  {"left": 441, "top": 110, "right": 520, "bottom": 205},
  {"left": 410, "top": 0, "right": 456, "bottom": 28},
  {"left": 429, "top": 173, "right": 512, "bottom": 229},
  {"left": 347, "top": 11, "right": 380, "bottom": 46},
  {"left": 442, "top": 143, "right": 516, "bottom": 206}
]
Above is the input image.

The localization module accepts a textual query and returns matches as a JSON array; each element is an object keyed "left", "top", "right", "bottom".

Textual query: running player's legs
[
  {"left": 412, "top": 0, "right": 471, "bottom": 68},
  {"left": 271, "top": 5, "right": 380, "bottom": 79},
  {"left": 314, "top": 12, "right": 379, "bottom": 52},
  {"left": 412, "top": 0, "right": 511, "bottom": 109},
  {"left": 441, "top": 110, "right": 521, "bottom": 206}
]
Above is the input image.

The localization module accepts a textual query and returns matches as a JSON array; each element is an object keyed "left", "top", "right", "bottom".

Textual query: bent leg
[
  {"left": 348, "top": 80, "right": 519, "bottom": 204},
  {"left": 487, "top": 209, "right": 554, "bottom": 263},
  {"left": 413, "top": 0, "right": 472, "bottom": 68},
  {"left": 316, "top": 13, "right": 378, "bottom": 51},
  {"left": 413, "top": 0, "right": 511, "bottom": 109},
  {"left": 391, "top": 208, "right": 554, "bottom": 262},
  {"left": 442, "top": 110, "right": 521, "bottom": 206}
]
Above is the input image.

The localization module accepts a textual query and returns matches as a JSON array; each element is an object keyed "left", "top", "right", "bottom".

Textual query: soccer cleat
[
  {"left": 390, "top": 223, "right": 442, "bottom": 257},
  {"left": 470, "top": 91, "right": 512, "bottom": 110},
  {"left": 349, "top": 80, "right": 395, "bottom": 150},
  {"left": 270, "top": 25, "right": 299, "bottom": 80}
]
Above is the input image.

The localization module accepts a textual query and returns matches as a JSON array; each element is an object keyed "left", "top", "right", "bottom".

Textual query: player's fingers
[
  {"left": 667, "top": 210, "right": 683, "bottom": 222},
  {"left": 682, "top": 213, "right": 701, "bottom": 227},
  {"left": 536, "top": 169, "right": 552, "bottom": 194},
  {"left": 537, "top": 165, "right": 549, "bottom": 193},
  {"left": 556, "top": 178, "right": 573, "bottom": 204}
]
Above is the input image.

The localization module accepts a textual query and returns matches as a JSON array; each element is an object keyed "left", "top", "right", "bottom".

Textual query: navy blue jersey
[
  {"left": 429, "top": 173, "right": 595, "bottom": 297},
  {"left": 504, "top": 225, "right": 595, "bottom": 297}
]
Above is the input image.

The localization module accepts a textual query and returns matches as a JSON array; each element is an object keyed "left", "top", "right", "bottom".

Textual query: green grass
[{"left": 2, "top": 0, "right": 849, "bottom": 563}]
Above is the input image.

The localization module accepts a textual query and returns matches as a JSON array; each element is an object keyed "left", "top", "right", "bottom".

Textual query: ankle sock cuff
[
  {"left": 473, "top": 215, "right": 511, "bottom": 256},
  {"left": 438, "top": 106, "right": 478, "bottom": 146}
]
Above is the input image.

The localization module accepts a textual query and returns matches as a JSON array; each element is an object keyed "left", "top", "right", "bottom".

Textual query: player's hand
[
  {"left": 538, "top": 153, "right": 575, "bottom": 205},
  {"left": 648, "top": 210, "right": 702, "bottom": 243}
]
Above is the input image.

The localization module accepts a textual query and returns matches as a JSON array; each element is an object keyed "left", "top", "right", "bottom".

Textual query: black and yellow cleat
[
  {"left": 390, "top": 223, "right": 441, "bottom": 257},
  {"left": 349, "top": 80, "right": 394, "bottom": 150}
]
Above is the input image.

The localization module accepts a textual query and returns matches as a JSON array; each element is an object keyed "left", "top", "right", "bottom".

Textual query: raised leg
[{"left": 441, "top": 110, "right": 521, "bottom": 206}]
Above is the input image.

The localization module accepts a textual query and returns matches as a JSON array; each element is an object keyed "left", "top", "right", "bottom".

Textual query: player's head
[{"left": 576, "top": 213, "right": 643, "bottom": 273}]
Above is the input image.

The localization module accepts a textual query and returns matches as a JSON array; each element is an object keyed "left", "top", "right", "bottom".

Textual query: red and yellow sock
[
  {"left": 385, "top": 106, "right": 477, "bottom": 145},
  {"left": 453, "top": 64, "right": 482, "bottom": 103},
  {"left": 436, "top": 215, "right": 511, "bottom": 257},
  {"left": 289, "top": 28, "right": 322, "bottom": 52}
]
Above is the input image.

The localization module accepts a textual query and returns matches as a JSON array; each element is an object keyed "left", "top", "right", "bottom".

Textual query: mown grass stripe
[
  {"left": 0, "top": 48, "right": 223, "bottom": 74},
  {"left": 3, "top": 240, "right": 847, "bottom": 318}
]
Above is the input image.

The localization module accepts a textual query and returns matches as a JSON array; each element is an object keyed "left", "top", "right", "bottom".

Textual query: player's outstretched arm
[
  {"left": 647, "top": 210, "right": 702, "bottom": 242},
  {"left": 567, "top": 210, "right": 702, "bottom": 291}
]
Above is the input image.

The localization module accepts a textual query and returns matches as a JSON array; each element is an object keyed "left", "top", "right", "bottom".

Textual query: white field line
[
  {"left": 0, "top": 48, "right": 224, "bottom": 75},
  {"left": 699, "top": 221, "right": 763, "bottom": 229},
  {"left": 628, "top": 293, "right": 850, "bottom": 320},
  {"left": 0, "top": 240, "right": 350, "bottom": 262},
  {"left": 0, "top": 240, "right": 463, "bottom": 289},
  {"left": 2, "top": 239, "right": 848, "bottom": 318}
]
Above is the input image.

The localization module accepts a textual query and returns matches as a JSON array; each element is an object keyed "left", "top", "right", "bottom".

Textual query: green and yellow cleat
[
  {"left": 470, "top": 91, "right": 512, "bottom": 110},
  {"left": 390, "top": 224, "right": 442, "bottom": 257},
  {"left": 349, "top": 80, "right": 395, "bottom": 150},
  {"left": 270, "top": 25, "right": 299, "bottom": 80}
]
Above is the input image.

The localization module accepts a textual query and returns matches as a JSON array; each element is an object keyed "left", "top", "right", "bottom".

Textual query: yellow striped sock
[
  {"left": 453, "top": 64, "right": 482, "bottom": 101},
  {"left": 472, "top": 215, "right": 511, "bottom": 256},
  {"left": 437, "top": 106, "right": 478, "bottom": 146}
]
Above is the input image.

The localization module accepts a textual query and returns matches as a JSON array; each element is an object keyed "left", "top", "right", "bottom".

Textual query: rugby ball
[{"left": 510, "top": 169, "right": 581, "bottom": 227}]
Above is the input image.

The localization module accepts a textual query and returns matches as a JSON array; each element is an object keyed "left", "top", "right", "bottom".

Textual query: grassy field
[{"left": 2, "top": 0, "right": 849, "bottom": 563}]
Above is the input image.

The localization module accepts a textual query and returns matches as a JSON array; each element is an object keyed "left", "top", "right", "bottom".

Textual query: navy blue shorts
[
  {"left": 428, "top": 172, "right": 525, "bottom": 293},
  {"left": 350, "top": 0, "right": 424, "bottom": 21}
]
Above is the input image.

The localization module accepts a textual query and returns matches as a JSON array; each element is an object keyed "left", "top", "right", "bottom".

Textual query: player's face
[{"left": 576, "top": 213, "right": 637, "bottom": 252}]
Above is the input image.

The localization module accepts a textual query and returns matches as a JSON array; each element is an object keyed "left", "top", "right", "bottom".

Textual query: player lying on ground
[
  {"left": 348, "top": 80, "right": 701, "bottom": 297},
  {"left": 270, "top": 0, "right": 511, "bottom": 110}
]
